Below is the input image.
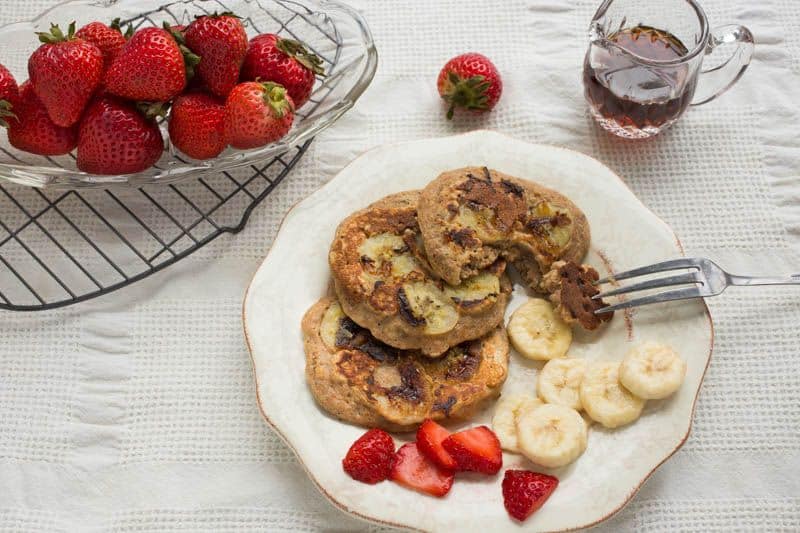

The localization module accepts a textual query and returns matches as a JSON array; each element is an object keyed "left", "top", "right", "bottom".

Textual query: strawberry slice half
[
  {"left": 389, "top": 442, "right": 455, "bottom": 497},
  {"left": 502, "top": 470, "right": 559, "bottom": 522},
  {"left": 441, "top": 425, "right": 502, "bottom": 475},
  {"left": 342, "top": 429, "right": 396, "bottom": 484},
  {"left": 416, "top": 419, "right": 457, "bottom": 471}
]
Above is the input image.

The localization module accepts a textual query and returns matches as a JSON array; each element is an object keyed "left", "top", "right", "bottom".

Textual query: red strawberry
[
  {"left": 441, "top": 425, "right": 502, "bottom": 475},
  {"left": 342, "top": 429, "right": 395, "bottom": 484},
  {"left": 76, "top": 95, "right": 163, "bottom": 175},
  {"left": 389, "top": 442, "right": 454, "bottom": 497},
  {"left": 75, "top": 18, "right": 131, "bottom": 69},
  {"left": 168, "top": 92, "right": 226, "bottom": 160},
  {"left": 28, "top": 22, "right": 103, "bottom": 127},
  {"left": 184, "top": 13, "right": 247, "bottom": 98},
  {"left": 416, "top": 419, "right": 457, "bottom": 471},
  {"left": 7, "top": 82, "right": 77, "bottom": 155},
  {"left": 437, "top": 53, "right": 502, "bottom": 120},
  {"left": 105, "top": 27, "right": 196, "bottom": 102},
  {"left": 502, "top": 470, "right": 559, "bottom": 522},
  {"left": 224, "top": 81, "right": 294, "bottom": 149},
  {"left": 0, "top": 63, "right": 19, "bottom": 128},
  {"left": 240, "top": 34, "right": 324, "bottom": 107}
]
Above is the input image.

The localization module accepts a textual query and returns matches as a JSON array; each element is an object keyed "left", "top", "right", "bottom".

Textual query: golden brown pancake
[
  {"left": 302, "top": 297, "right": 509, "bottom": 432},
  {"left": 329, "top": 190, "right": 511, "bottom": 357},
  {"left": 417, "top": 167, "right": 590, "bottom": 290}
]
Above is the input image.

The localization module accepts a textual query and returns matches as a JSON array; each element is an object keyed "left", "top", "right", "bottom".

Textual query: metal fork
[{"left": 593, "top": 257, "right": 800, "bottom": 314}]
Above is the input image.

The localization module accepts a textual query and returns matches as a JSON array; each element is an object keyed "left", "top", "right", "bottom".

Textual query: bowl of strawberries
[{"left": 0, "top": 0, "right": 376, "bottom": 187}]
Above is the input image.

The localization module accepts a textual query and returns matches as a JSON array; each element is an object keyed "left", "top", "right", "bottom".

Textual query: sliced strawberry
[
  {"left": 502, "top": 470, "right": 559, "bottom": 522},
  {"left": 389, "top": 442, "right": 454, "bottom": 497},
  {"left": 416, "top": 419, "right": 457, "bottom": 471},
  {"left": 342, "top": 429, "right": 395, "bottom": 484},
  {"left": 441, "top": 425, "right": 502, "bottom": 475}
]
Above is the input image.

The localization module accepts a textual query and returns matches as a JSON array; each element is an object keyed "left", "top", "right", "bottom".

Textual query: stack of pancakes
[{"left": 302, "top": 167, "right": 592, "bottom": 431}]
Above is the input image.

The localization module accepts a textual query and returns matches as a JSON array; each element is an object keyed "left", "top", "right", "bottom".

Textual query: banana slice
[
  {"left": 456, "top": 204, "right": 502, "bottom": 241},
  {"left": 357, "top": 232, "right": 422, "bottom": 279},
  {"left": 508, "top": 298, "right": 572, "bottom": 360},
  {"left": 619, "top": 342, "right": 686, "bottom": 400},
  {"left": 320, "top": 301, "right": 346, "bottom": 350},
  {"left": 390, "top": 254, "right": 421, "bottom": 278},
  {"left": 580, "top": 361, "right": 645, "bottom": 429},
  {"left": 444, "top": 272, "right": 500, "bottom": 312},
  {"left": 516, "top": 403, "right": 588, "bottom": 468},
  {"left": 492, "top": 393, "right": 544, "bottom": 453},
  {"left": 530, "top": 200, "right": 573, "bottom": 252},
  {"left": 399, "top": 281, "right": 459, "bottom": 335},
  {"left": 537, "top": 358, "right": 587, "bottom": 411},
  {"left": 358, "top": 233, "right": 406, "bottom": 263}
]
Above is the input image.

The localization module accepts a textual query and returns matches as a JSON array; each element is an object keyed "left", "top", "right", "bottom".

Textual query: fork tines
[{"left": 593, "top": 258, "right": 704, "bottom": 314}]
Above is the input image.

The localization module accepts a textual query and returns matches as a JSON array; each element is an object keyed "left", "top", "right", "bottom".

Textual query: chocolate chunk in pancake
[{"left": 540, "top": 260, "right": 612, "bottom": 331}]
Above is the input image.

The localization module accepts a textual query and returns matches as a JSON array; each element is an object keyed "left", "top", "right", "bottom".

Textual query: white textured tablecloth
[{"left": 1, "top": 0, "right": 799, "bottom": 531}]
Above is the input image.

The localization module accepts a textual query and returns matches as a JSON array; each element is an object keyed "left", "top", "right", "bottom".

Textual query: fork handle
[{"left": 727, "top": 273, "right": 800, "bottom": 286}]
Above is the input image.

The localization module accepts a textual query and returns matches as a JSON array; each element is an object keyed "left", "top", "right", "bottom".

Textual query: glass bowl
[{"left": 0, "top": 0, "right": 377, "bottom": 188}]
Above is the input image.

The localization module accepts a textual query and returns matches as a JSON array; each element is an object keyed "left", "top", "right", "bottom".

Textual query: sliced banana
[
  {"left": 357, "top": 232, "right": 422, "bottom": 279},
  {"left": 530, "top": 201, "right": 573, "bottom": 251},
  {"left": 580, "top": 361, "right": 645, "bottom": 429},
  {"left": 390, "top": 254, "right": 421, "bottom": 278},
  {"left": 516, "top": 403, "right": 588, "bottom": 468},
  {"left": 444, "top": 272, "right": 500, "bottom": 311},
  {"left": 456, "top": 204, "right": 502, "bottom": 241},
  {"left": 619, "top": 342, "right": 686, "bottom": 400},
  {"left": 399, "top": 281, "right": 459, "bottom": 335},
  {"left": 508, "top": 298, "right": 572, "bottom": 360},
  {"left": 358, "top": 233, "right": 406, "bottom": 263},
  {"left": 492, "top": 393, "right": 544, "bottom": 453},
  {"left": 320, "top": 302, "right": 346, "bottom": 350},
  {"left": 537, "top": 358, "right": 587, "bottom": 411}
]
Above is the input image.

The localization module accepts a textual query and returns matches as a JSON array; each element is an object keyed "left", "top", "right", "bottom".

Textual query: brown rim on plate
[{"left": 242, "top": 130, "right": 714, "bottom": 532}]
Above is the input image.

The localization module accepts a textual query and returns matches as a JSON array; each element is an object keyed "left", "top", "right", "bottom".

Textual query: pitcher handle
[{"left": 691, "top": 24, "right": 754, "bottom": 106}]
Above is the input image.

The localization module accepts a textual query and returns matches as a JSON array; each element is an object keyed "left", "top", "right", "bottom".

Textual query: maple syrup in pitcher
[{"left": 584, "top": 25, "right": 693, "bottom": 137}]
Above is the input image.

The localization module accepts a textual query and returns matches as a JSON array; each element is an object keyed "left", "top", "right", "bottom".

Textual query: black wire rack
[{"left": 0, "top": 0, "right": 346, "bottom": 311}]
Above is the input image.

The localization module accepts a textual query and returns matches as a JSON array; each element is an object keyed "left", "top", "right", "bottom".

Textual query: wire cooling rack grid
[
  {"left": 0, "top": 142, "right": 310, "bottom": 311},
  {"left": 0, "top": 0, "right": 344, "bottom": 311}
]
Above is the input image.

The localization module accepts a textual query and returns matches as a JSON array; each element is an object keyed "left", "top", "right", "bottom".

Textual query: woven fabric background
[{"left": 1, "top": 0, "right": 799, "bottom": 531}]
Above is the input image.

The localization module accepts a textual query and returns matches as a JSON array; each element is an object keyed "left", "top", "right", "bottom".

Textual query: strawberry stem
[
  {"left": 275, "top": 37, "right": 326, "bottom": 76},
  {"left": 163, "top": 22, "right": 201, "bottom": 81},
  {"left": 440, "top": 71, "right": 491, "bottom": 120},
  {"left": 135, "top": 101, "right": 170, "bottom": 120},
  {"left": 0, "top": 99, "right": 17, "bottom": 129},
  {"left": 110, "top": 17, "right": 134, "bottom": 38},
  {"left": 36, "top": 21, "right": 77, "bottom": 44},
  {"left": 259, "top": 82, "right": 293, "bottom": 118}
]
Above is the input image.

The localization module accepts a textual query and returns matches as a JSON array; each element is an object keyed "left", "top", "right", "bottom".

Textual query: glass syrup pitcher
[{"left": 584, "top": 0, "right": 754, "bottom": 139}]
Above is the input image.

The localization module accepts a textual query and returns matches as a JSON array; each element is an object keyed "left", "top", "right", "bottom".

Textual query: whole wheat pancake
[
  {"left": 417, "top": 167, "right": 590, "bottom": 289},
  {"left": 302, "top": 297, "right": 509, "bottom": 432},
  {"left": 329, "top": 190, "right": 511, "bottom": 357}
]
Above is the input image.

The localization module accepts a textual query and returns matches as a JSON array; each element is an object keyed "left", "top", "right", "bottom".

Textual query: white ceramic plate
[{"left": 242, "top": 130, "right": 713, "bottom": 532}]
